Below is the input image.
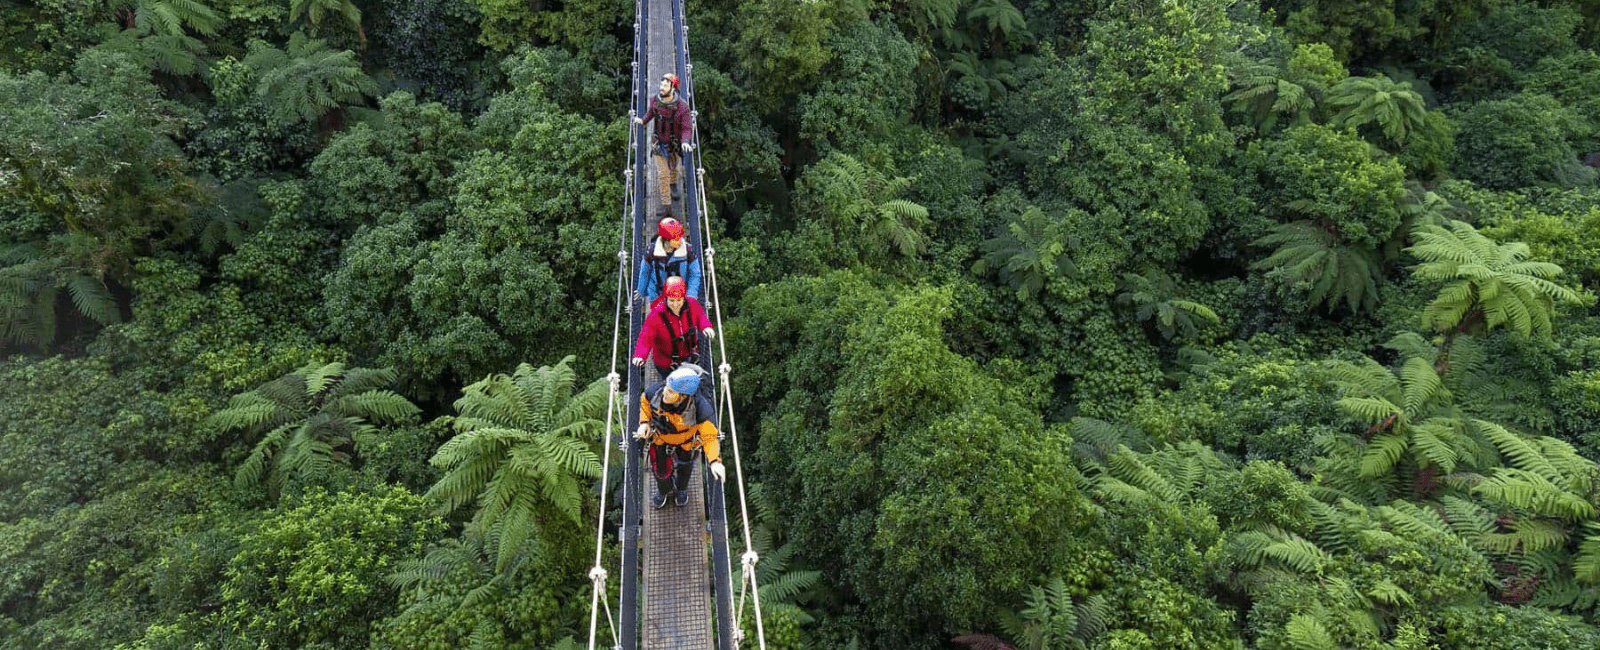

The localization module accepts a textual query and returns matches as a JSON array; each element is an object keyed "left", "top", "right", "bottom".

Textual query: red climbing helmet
[
  {"left": 663, "top": 276, "right": 688, "bottom": 300},
  {"left": 663, "top": 73, "right": 680, "bottom": 90},
  {"left": 658, "top": 218, "right": 685, "bottom": 241}
]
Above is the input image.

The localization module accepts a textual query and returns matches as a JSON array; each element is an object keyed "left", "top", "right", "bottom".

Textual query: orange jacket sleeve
[{"left": 694, "top": 421, "right": 720, "bottom": 464}]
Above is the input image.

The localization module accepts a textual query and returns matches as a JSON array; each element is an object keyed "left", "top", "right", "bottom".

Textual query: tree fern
[
  {"left": 426, "top": 356, "right": 606, "bottom": 574},
  {"left": 1253, "top": 221, "right": 1382, "bottom": 314},
  {"left": 1573, "top": 523, "right": 1600, "bottom": 583},
  {"left": 111, "top": 0, "right": 220, "bottom": 37},
  {"left": 1408, "top": 220, "right": 1583, "bottom": 339},
  {"left": 1283, "top": 614, "right": 1340, "bottom": 650},
  {"left": 1221, "top": 54, "right": 1316, "bottom": 135},
  {"left": 1068, "top": 416, "right": 1150, "bottom": 466},
  {"left": 244, "top": 32, "right": 377, "bottom": 126},
  {"left": 211, "top": 361, "right": 417, "bottom": 498},
  {"left": 1325, "top": 74, "right": 1428, "bottom": 148},
  {"left": 1439, "top": 495, "right": 1495, "bottom": 539},
  {"left": 1, "top": 243, "right": 122, "bottom": 349},
  {"left": 974, "top": 206, "right": 1076, "bottom": 300},
  {"left": 1473, "top": 469, "right": 1597, "bottom": 522},
  {"left": 289, "top": 0, "right": 365, "bottom": 46},
  {"left": 1115, "top": 269, "right": 1220, "bottom": 341}
]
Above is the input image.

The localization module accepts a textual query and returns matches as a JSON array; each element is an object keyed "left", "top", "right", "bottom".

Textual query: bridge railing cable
[
  {"left": 677, "top": 5, "right": 768, "bottom": 649},
  {"left": 587, "top": 2, "right": 648, "bottom": 648}
]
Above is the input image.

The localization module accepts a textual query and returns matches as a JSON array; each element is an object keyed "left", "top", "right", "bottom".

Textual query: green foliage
[
  {"left": 209, "top": 361, "right": 420, "bottom": 499},
  {"left": 426, "top": 356, "right": 605, "bottom": 573},
  {"left": 973, "top": 205, "right": 1077, "bottom": 301},
  {"left": 0, "top": 356, "right": 192, "bottom": 521},
  {"left": 375, "top": 531, "right": 577, "bottom": 649},
  {"left": 733, "top": 484, "right": 823, "bottom": 650},
  {"left": 117, "top": 253, "right": 336, "bottom": 393},
  {"left": 798, "top": 20, "right": 920, "bottom": 161},
  {"left": 726, "top": 0, "right": 842, "bottom": 113},
  {"left": 216, "top": 486, "right": 443, "bottom": 648},
  {"left": 289, "top": 0, "right": 363, "bottom": 46},
  {"left": 0, "top": 50, "right": 204, "bottom": 282},
  {"left": 242, "top": 32, "right": 376, "bottom": 126},
  {"left": 1, "top": 467, "right": 245, "bottom": 650},
  {"left": 322, "top": 50, "right": 622, "bottom": 390},
  {"left": 750, "top": 278, "right": 1090, "bottom": 647},
  {"left": 1434, "top": 604, "right": 1600, "bottom": 649},
  {"left": 784, "top": 153, "right": 932, "bottom": 271},
  {"left": 467, "top": 0, "right": 624, "bottom": 52},
  {"left": 110, "top": 0, "right": 221, "bottom": 38},
  {"left": 0, "top": 239, "right": 122, "bottom": 348},
  {"left": 1251, "top": 221, "right": 1383, "bottom": 315},
  {"left": 1326, "top": 353, "right": 1495, "bottom": 479},
  {"left": 1452, "top": 93, "right": 1590, "bottom": 190},
  {"left": 1114, "top": 269, "right": 1220, "bottom": 341},
  {"left": 310, "top": 91, "right": 475, "bottom": 225},
  {"left": 1249, "top": 124, "right": 1408, "bottom": 248},
  {"left": 1408, "top": 220, "right": 1584, "bottom": 339},
  {"left": 1222, "top": 43, "right": 1345, "bottom": 136},
  {"left": 1325, "top": 74, "right": 1428, "bottom": 149},
  {"left": 988, "top": 577, "right": 1107, "bottom": 650}
]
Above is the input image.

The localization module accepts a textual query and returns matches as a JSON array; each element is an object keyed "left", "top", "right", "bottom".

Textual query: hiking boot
[
  {"left": 652, "top": 490, "right": 670, "bottom": 509},
  {"left": 674, "top": 487, "right": 691, "bottom": 507}
]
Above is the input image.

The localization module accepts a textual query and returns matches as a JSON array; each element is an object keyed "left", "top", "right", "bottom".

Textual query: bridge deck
[{"left": 636, "top": 0, "right": 715, "bottom": 646}]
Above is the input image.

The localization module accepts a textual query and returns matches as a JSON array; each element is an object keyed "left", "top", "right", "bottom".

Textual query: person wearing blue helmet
[{"left": 633, "top": 364, "right": 724, "bottom": 508}]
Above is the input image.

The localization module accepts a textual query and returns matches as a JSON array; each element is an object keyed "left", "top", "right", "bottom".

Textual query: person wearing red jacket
[
  {"left": 633, "top": 73, "right": 693, "bottom": 220},
  {"left": 632, "top": 276, "right": 714, "bottom": 384}
]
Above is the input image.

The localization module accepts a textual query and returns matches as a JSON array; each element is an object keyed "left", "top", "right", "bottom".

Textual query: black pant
[{"left": 649, "top": 443, "right": 696, "bottom": 496}]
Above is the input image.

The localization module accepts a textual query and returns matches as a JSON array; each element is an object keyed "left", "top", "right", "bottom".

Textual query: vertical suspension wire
[
  {"left": 676, "top": 5, "right": 768, "bottom": 649},
  {"left": 588, "top": 2, "right": 647, "bottom": 649}
]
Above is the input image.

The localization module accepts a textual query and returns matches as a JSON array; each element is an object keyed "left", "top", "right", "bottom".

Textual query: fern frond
[
  {"left": 330, "top": 390, "right": 420, "bottom": 422},
  {"left": 1284, "top": 614, "right": 1340, "bottom": 650}
]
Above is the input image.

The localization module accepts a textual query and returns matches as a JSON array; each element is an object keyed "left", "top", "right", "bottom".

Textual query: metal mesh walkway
[{"left": 641, "top": 463, "right": 713, "bottom": 650}]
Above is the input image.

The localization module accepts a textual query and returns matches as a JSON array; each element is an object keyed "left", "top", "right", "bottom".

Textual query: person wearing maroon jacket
[
  {"left": 632, "top": 276, "right": 714, "bottom": 384},
  {"left": 633, "top": 73, "right": 693, "bottom": 220}
]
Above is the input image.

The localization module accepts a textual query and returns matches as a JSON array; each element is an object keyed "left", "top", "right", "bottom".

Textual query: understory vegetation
[{"left": 4, "top": 0, "right": 1600, "bottom": 647}]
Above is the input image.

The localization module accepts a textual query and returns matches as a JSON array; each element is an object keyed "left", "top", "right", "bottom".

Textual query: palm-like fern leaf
[
  {"left": 216, "top": 362, "right": 415, "bottom": 498},
  {"left": 1408, "top": 221, "right": 1583, "bottom": 338},
  {"left": 1325, "top": 75, "right": 1428, "bottom": 147},
  {"left": 426, "top": 357, "right": 609, "bottom": 576},
  {"left": 974, "top": 207, "right": 1075, "bottom": 300},
  {"left": 244, "top": 32, "right": 377, "bottom": 125},
  {"left": 1253, "top": 221, "right": 1382, "bottom": 314}
]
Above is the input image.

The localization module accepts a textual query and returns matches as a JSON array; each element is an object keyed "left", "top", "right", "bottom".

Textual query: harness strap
[{"left": 657, "top": 308, "right": 699, "bottom": 363}]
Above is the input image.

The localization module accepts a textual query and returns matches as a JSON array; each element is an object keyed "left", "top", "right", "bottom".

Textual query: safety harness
[
  {"left": 657, "top": 306, "right": 701, "bottom": 366},
  {"left": 646, "top": 385, "right": 698, "bottom": 482},
  {"left": 646, "top": 243, "right": 696, "bottom": 295}
]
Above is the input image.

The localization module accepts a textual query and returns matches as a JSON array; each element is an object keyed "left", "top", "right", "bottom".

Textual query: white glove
[
  {"left": 632, "top": 357, "right": 645, "bottom": 367},
  {"left": 634, "top": 423, "right": 650, "bottom": 440},
  {"left": 701, "top": 327, "right": 715, "bottom": 339},
  {"left": 709, "top": 461, "right": 726, "bottom": 481},
  {"left": 681, "top": 142, "right": 693, "bottom": 153},
  {"left": 633, "top": 117, "right": 644, "bottom": 125}
]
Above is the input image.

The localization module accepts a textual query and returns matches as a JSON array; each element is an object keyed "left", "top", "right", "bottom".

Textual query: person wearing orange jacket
[
  {"left": 632, "top": 276, "right": 714, "bottom": 383},
  {"left": 634, "top": 364, "right": 724, "bottom": 508}
]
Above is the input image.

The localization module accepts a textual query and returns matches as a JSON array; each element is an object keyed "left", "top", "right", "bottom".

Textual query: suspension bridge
[{"left": 584, "top": 0, "right": 769, "bottom": 647}]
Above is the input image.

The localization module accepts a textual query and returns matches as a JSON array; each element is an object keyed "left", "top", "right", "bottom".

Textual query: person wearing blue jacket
[{"left": 636, "top": 217, "right": 702, "bottom": 308}]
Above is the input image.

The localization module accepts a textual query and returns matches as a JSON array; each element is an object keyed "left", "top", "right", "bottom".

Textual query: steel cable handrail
[{"left": 586, "top": 3, "right": 648, "bottom": 648}]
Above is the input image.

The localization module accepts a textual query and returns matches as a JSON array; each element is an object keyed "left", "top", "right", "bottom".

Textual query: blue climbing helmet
[{"left": 666, "top": 364, "right": 704, "bottom": 395}]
